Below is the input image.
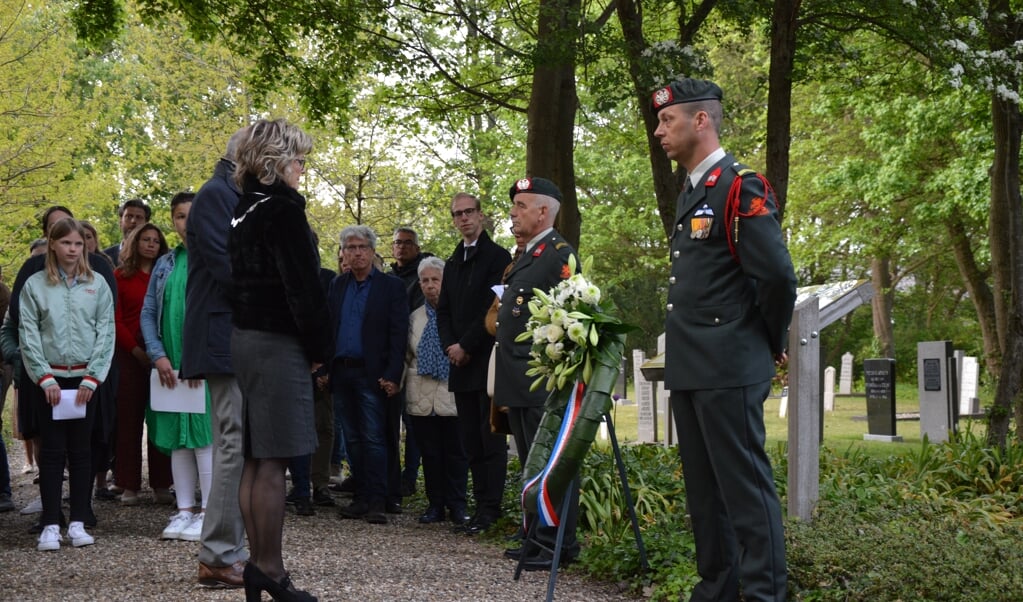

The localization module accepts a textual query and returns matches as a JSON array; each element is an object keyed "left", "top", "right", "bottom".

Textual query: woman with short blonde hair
[{"left": 228, "top": 118, "right": 330, "bottom": 602}]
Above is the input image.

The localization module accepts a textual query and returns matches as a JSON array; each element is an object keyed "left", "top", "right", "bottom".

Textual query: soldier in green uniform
[
  {"left": 494, "top": 177, "right": 580, "bottom": 571},
  {"left": 652, "top": 78, "right": 797, "bottom": 602}
]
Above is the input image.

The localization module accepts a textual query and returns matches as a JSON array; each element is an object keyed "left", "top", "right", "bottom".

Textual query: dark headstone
[{"left": 864, "top": 358, "right": 896, "bottom": 437}]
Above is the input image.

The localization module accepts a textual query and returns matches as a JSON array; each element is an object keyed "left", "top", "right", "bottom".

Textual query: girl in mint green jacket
[{"left": 18, "top": 218, "right": 114, "bottom": 551}]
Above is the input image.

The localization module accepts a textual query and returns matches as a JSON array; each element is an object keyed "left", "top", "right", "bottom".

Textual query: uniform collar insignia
[{"left": 705, "top": 167, "right": 722, "bottom": 187}]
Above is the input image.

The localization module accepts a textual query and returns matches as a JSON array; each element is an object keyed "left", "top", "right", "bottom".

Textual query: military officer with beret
[
  {"left": 653, "top": 78, "right": 797, "bottom": 602},
  {"left": 495, "top": 176, "right": 581, "bottom": 571}
]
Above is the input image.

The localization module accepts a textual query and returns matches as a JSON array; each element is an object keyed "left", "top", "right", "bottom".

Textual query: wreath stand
[{"left": 513, "top": 411, "right": 649, "bottom": 601}]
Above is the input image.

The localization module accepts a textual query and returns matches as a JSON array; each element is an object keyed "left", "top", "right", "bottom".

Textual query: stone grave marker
[
  {"left": 959, "top": 356, "right": 980, "bottom": 415},
  {"left": 918, "top": 341, "right": 957, "bottom": 443},
  {"left": 823, "top": 366, "right": 836, "bottom": 411},
  {"left": 632, "top": 349, "right": 656, "bottom": 443},
  {"left": 839, "top": 352, "right": 853, "bottom": 395},
  {"left": 863, "top": 358, "right": 901, "bottom": 442},
  {"left": 656, "top": 333, "right": 676, "bottom": 446}
]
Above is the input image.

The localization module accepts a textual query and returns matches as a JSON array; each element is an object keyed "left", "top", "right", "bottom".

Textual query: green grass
[{"left": 600, "top": 381, "right": 990, "bottom": 462}]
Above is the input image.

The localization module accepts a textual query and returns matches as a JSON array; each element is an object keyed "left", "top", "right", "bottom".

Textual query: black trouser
[
  {"left": 385, "top": 392, "right": 402, "bottom": 505},
  {"left": 671, "top": 382, "right": 787, "bottom": 602},
  {"left": 35, "top": 376, "right": 96, "bottom": 526},
  {"left": 410, "top": 415, "right": 467, "bottom": 512},
  {"left": 507, "top": 404, "right": 580, "bottom": 555},
  {"left": 454, "top": 390, "right": 507, "bottom": 518}
]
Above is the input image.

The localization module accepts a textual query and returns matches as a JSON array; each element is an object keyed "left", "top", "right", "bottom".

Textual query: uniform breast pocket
[{"left": 689, "top": 302, "right": 742, "bottom": 327}]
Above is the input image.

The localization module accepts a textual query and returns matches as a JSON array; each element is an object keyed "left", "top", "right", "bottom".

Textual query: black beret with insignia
[
  {"left": 651, "top": 78, "right": 723, "bottom": 114},
  {"left": 509, "top": 176, "right": 562, "bottom": 202}
]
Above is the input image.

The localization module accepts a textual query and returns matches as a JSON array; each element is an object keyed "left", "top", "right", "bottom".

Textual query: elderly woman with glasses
[{"left": 227, "top": 118, "right": 331, "bottom": 602}]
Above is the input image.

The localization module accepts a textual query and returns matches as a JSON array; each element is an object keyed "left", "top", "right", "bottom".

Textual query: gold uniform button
[
  {"left": 673, "top": 250, "right": 680, "bottom": 258},
  {"left": 669, "top": 276, "right": 676, "bottom": 284},
  {"left": 714, "top": 317, "right": 721, "bottom": 324},
  {"left": 666, "top": 303, "right": 674, "bottom": 312},
  {"left": 676, "top": 223, "right": 684, "bottom": 231}
]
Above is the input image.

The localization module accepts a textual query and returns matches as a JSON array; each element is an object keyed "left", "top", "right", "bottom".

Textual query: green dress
[{"left": 145, "top": 248, "right": 213, "bottom": 455}]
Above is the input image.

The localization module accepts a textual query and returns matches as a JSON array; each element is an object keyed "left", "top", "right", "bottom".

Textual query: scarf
[{"left": 417, "top": 303, "right": 449, "bottom": 381}]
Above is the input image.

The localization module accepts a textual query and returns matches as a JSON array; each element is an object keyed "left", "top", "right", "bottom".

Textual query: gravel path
[{"left": 0, "top": 443, "right": 642, "bottom": 602}]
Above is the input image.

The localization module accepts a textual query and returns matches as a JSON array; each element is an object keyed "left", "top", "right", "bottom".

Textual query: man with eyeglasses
[
  {"left": 327, "top": 225, "right": 409, "bottom": 525},
  {"left": 389, "top": 228, "right": 432, "bottom": 313},
  {"left": 436, "top": 192, "right": 512, "bottom": 534},
  {"left": 387, "top": 227, "right": 432, "bottom": 497}
]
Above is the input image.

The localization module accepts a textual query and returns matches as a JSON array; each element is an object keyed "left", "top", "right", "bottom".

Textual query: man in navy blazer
[
  {"left": 180, "top": 126, "right": 251, "bottom": 588},
  {"left": 327, "top": 225, "right": 409, "bottom": 525}
]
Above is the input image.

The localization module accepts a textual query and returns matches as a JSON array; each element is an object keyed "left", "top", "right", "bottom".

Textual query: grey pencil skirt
[{"left": 231, "top": 327, "right": 317, "bottom": 459}]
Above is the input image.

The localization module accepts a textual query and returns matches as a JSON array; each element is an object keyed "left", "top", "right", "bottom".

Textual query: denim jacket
[{"left": 140, "top": 246, "right": 183, "bottom": 364}]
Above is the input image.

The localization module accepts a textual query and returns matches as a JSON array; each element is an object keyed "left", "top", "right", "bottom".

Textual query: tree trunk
[
  {"left": 615, "top": 0, "right": 716, "bottom": 239},
  {"left": 870, "top": 255, "right": 895, "bottom": 358},
  {"left": 946, "top": 214, "right": 1001, "bottom": 378},
  {"left": 985, "top": 0, "right": 1023, "bottom": 447},
  {"left": 526, "top": 0, "right": 581, "bottom": 248},
  {"left": 766, "top": 0, "right": 801, "bottom": 222}
]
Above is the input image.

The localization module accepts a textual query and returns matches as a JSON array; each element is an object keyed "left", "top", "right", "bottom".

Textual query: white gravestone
[
  {"left": 632, "top": 349, "right": 656, "bottom": 443},
  {"left": 824, "top": 366, "right": 836, "bottom": 411},
  {"left": 839, "top": 352, "right": 854, "bottom": 395},
  {"left": 959, "top": 356, "right": 980, "bottom": 415},
  {"left": 656, "top": 333, "right": 676, "bottom": 446}
]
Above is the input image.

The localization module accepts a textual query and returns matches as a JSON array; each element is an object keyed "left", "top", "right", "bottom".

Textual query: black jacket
[
  {"left": 389, "top": 252, "right": 432, "bottom": 312},
  {"left": 227, "top": 176, "right": 331, "bottom": 364},
  {"left": 436, "top": 230, "right": 512, "bottom": 393},
  {"left": 181, "top": 158, "right": 241, "bottom": 378}
]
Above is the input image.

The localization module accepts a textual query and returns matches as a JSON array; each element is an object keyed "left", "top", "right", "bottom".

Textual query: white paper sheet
[
  {"left": 52, "top": 389, "right": 87, "bottom": 420},
  {"left": 150, "top": 371, "right": 206, "bottom": 414}
]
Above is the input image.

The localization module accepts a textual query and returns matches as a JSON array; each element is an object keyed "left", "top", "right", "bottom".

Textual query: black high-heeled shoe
[{"left": 243, "top": 562, "right": 317, "bottom": 602}]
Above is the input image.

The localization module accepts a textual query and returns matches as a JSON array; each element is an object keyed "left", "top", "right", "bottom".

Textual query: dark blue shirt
[{"left": 334, "top": 270, "right": 374, "bottom": 360}]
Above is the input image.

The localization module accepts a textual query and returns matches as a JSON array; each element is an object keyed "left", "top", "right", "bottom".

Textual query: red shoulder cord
[{"left": 724, "top": 172, "right": 775, "bottom": 263}]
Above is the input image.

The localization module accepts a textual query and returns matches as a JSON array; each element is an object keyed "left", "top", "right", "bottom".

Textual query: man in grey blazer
[
  {"left": 181, "top": 126, "right": 251, "bottom": 588},
  {"left": 653, "top": 78, "right": 797, "bottom": 602}
]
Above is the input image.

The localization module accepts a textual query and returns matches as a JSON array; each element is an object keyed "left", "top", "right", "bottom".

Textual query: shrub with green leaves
[{"left": 566, "top": 432, "right": 1023, "bottom": 601}]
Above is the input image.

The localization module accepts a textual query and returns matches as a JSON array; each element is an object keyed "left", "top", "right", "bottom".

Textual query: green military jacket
[
  {"left": 665, "top": 153, "right": 797, "bottom": 391},
  {"left": 494, "top": 229, "right": 578, "bottom": 408}
]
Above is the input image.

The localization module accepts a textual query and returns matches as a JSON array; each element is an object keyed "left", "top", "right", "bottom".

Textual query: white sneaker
[
  {"left": 67, "top": 521, "right": 95, "bottom": 547},
  {"left": 20, "top": 497, "right": 43, "bottom": 515},
  {"left": 161, "top": 511, "right": 194, "bottom": 540},
  {"left": 37, "top": 524, "right": 61, "bottom": 551},
  {"left": 179, "top": 512, "right": 204, "bottom": 542}
]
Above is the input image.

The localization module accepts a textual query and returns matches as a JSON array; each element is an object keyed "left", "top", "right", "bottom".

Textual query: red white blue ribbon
[{"left": 522, "top": 380, "right": 585, "bottom": 527}]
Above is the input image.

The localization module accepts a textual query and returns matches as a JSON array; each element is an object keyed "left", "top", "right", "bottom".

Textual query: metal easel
[{"left": 513, "top": 411, "right": 649, "bottom": 601}]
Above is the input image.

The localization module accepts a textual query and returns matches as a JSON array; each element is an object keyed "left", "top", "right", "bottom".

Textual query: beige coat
[{"left": 405, "top": 305, "right": 457, "bottom": 417}]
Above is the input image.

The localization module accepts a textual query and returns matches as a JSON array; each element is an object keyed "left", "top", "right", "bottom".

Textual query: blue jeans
[
  {"left": 334, "top": 367, "right": 387, "bottom": 504},
  {"left": 331, "top": 399, "right": 348, "bottom": 467}
]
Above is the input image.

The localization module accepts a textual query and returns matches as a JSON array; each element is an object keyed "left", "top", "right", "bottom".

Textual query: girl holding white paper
[
  {"left": 140, "top": 191, "right": 214, "bottom": 541},
  {"left": 18, "top": 218, "right": 115, "bottom": 551}
]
